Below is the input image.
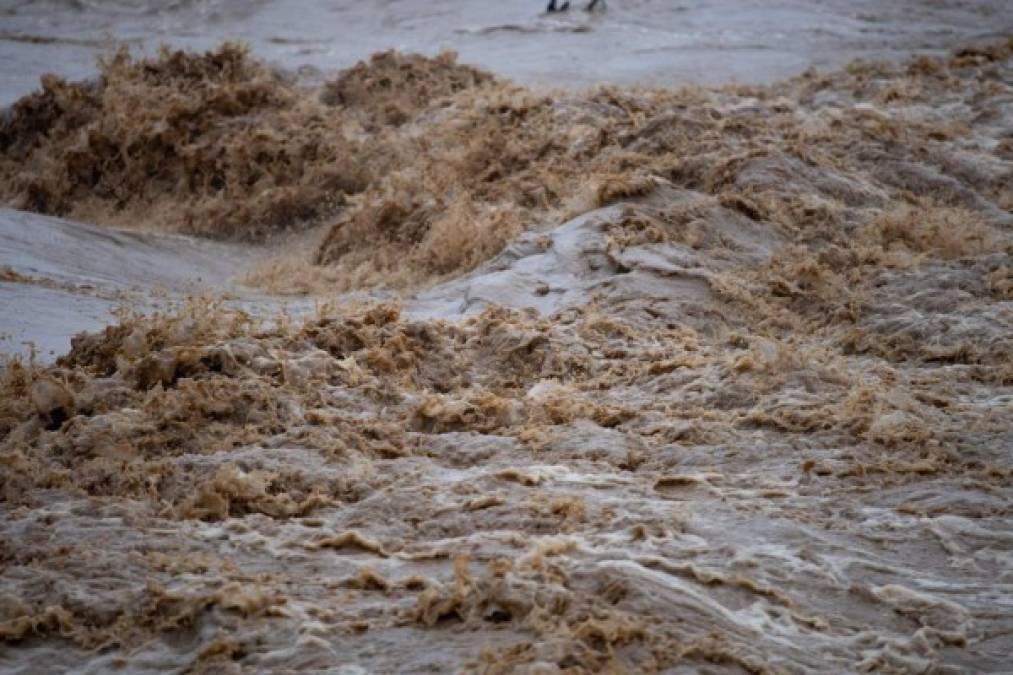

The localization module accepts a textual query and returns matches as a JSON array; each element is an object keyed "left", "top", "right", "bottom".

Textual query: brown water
[
  {"left": 2, "top": 0, "right": 1012, "bottom": 106},
  {"left": 1, "top": 3, "right": 1012, "bottom": 674}
]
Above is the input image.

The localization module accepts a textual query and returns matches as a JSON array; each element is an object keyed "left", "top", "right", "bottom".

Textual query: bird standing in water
[{"left": 546, "top": 0, "right": 605, "bottom": 12}]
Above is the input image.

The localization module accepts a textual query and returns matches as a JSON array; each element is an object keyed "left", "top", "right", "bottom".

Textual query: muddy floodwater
[
  {"left": 2, "top": 0, "right": 1013, "bottom": 105},
  {"left": 1, "top": 2, "right": 1012, "bottom": 674}
]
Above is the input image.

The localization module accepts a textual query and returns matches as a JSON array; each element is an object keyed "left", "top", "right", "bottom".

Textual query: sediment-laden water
[{"left": 0, "top": 7, "right": 1011, "bottom": 674}]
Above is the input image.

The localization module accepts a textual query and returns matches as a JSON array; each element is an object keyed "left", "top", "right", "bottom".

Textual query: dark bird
[{"left": 547, "top": 0, "right": 605, "bottom": 12}]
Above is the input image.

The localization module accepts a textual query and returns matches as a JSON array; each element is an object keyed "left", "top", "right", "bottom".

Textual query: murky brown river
[
  {"left": 0, "top": 2, "right": 1011, "bottom": 673},
  {"left": 2, "top": 0, "right": 1012, "bottom": 106}
]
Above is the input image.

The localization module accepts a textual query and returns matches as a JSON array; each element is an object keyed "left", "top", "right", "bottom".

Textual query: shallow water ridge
[{"left": 1, "top": 10, "right": 1013, "bottom": 675}]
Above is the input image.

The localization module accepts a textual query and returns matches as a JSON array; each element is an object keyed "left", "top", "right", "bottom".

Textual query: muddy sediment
[
  {"left": 3, "top": 41, "right": 1012, "bottom": 292},
  {"left": 1, "top": 40, "right": 1012, "bottom": 672},
  {"left": 0, "top": 43, "right": 369, "bottom": 241}
]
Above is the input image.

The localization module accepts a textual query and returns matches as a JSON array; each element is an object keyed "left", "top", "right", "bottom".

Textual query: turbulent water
[
  {"left": 1, "top": 2, "right": 1012, "bottom": 674},
  {"left": 2, "top": 0, "right": 1013, "bottom": 105}
]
